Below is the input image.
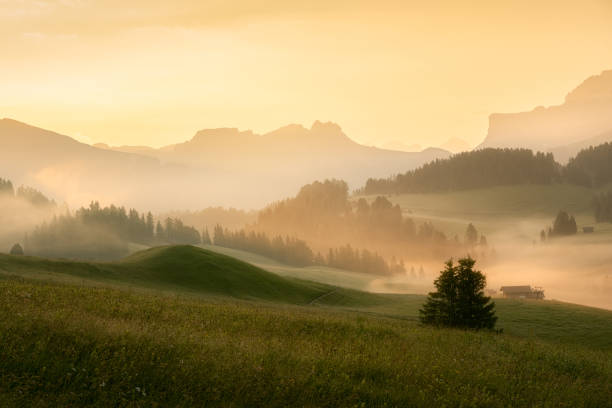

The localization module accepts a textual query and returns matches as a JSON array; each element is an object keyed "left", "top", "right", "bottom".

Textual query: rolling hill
[
  {"left": 0, "top": 247, "right": 611, "bottom": 406},
  {"left": 0, "top": 245, "right": 336, "bottom": 304}
]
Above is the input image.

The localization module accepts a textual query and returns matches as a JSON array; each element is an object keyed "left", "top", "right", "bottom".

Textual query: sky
[{"left": 1, "top": 0, "right": 612, "bottom": 149}]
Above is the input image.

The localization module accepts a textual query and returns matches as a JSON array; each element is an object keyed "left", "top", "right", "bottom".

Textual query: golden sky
[{"left": 1, "top": 0, "right": 611, "bottom": 148}]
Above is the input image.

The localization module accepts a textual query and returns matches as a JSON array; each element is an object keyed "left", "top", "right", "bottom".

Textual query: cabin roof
[{"left": 500, "top": 285, "right": 532, "bottom": 293}]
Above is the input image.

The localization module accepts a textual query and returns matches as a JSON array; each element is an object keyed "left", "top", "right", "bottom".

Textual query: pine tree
[
  {"left": 465, "top": 223, "right": 478, "bottom": 246},
  {"left": 202, "top": 227, "right": 212, "bottom": 245},
  {"left": 419, "top": 257, "right": 497, "bottom": 329}
]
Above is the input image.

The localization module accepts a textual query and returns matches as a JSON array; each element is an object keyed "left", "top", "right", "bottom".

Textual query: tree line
[
  {"left": 27, "top": 202, "right": 201, "bottom": 260},
  {"left": 0, "top": 177, "right": 55, "bottom": 207},
  {"left": 362, "top": 144, "right": 612, "bottom": 195},
  {"left": 256, "top": 180, "right": 488, "bottom": 262},
  {"left": 362, "top": 148, "right": 559, "bottom": 194},
  {"left": 212, "top": 225, "right": 404, "bottom": 275}
]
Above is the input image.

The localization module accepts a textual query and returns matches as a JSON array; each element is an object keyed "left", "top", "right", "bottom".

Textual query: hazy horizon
[{"left": 2, "top": 0, "right": 612, "bottom": 149}]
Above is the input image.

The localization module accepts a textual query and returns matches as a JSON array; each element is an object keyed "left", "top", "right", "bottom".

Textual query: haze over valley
[{"left": 2, "top": 1, "right": 612, "bottom": 406}]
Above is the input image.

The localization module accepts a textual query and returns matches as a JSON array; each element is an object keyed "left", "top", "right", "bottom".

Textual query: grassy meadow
[{"left": 1, "top": 247, "right": 612, "bottom": 406}]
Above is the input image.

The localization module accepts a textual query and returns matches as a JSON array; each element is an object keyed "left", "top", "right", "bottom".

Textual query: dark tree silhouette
[
  {"left": 0, "top": 178, "right": 15, "bottom": 196},
  {"left": 363, "top": 148, "right": 559, "bottom": 194},
  {"left": 211, "top": 224, "right": 403, "bottom": 274},
  {"left": 465, "top": 223, "right": 478, "bottom": 246},
  {"left": 9, "top": 243, "right": 24, "bottom": 255},
  {"left": 420, "top": 257, "right": 497, "bottom": 329},
  {"left": 564, "top": 142, "right": 612, "bottom": 187},
  {"left": 550, "top": 211, "right": 578, "bottom": 236}
]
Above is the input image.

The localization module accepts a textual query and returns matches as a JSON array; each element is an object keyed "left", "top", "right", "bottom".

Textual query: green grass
[
  {"left": 1, "top": 276, "right": 611, "bottom": 407},
  {"left": 1, "top": 248, "right": 612, "bottom": 406},
  {"left": 0, "top": 246, "right": 388, "bottom": 308},
  {"left": 200, "top": 243, "right": 378, "bottom": 291},
  {"left": 0, "top": 246, "right": 330, "bottom": 304}
]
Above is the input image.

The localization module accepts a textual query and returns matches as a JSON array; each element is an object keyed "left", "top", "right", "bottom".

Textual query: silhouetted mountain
[
  {"left": 97, "top": 120, "right": 450, "bottom": 200},
  {"left": 1, "top": 119, "right": 449, "bottom": 210},
  {"left": 477, "top": 70, "right": 612, "bottom": 160}
]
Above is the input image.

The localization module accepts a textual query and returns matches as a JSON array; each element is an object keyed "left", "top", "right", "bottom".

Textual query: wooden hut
[{"left": 500, "top": 285, "right": 544, "bottom": 299}]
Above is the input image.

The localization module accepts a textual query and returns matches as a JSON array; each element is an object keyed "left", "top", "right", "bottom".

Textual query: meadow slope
[
  {"left": 0, "top": 276, "right": 611, "bottom": 407},
  {"left": 1, "top": 247, "right": 612, "bottom": 406}
]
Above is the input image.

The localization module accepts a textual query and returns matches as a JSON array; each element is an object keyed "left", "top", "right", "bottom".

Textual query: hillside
[
  {"left": 1, "top": 247, "right": 612, "bottom": 347},
  {"left": 1, "top": 263, "right": 611, "bottom": 406},
  {"left": 0, "top": 246, "right": 337, "bottom": 304},
  {"left": 477, "top": 70, "right": 612, "bottom": 159},
  {"left": 0, "top": 118, "right": 192, "bottom": 211}
]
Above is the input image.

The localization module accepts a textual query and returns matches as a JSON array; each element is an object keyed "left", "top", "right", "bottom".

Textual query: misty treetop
[
  {"left": 212, "top": 225, "right": 403, "bottom": 275},
  {"left": 362, "top": 143, "right": 612, "bottom": 195},
  {"left": 27, "top": 202, "right": 201, "bottom": 260},
  {"left": 0, "top": 177, "right": 55, "bottom": 207},
  {"left": 213, "top": 226, "right": 314, "bottom": 267},
  {"left": 548, "top": 210, "right": 578, "bottom": 237},
  {"left": 256, "top": 179, "right": 486, "bottom": 262},
  {"left": 363, "top": 148, "right": 559, "bottom": 194},
  {"left": 0, "top": 178, "right": 14, "bottom": 196},
  {"left": 564, "top": 142, "right": 612, "bottom": 187}
]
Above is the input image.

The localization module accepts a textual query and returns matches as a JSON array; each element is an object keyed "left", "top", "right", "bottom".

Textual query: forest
[
  {"left": 564, "top": 142, "right": 612, "bottom": 187},
  {"left": 363, "top": 144, "right": 612, "bottom": 194},
  {"left": 0, "top": 177, "right": 56, "bottom": 208},
  {"left": 211, "top": 225, "right": 404, "bottom": 275},
  {"left": 27, "top": 202, "right": 201, "bottom": 260},
  {"left": 255, "top": 179, "right": 486, "bottom": 263},
  {"left": 362, "top": 148, "right": 559, "bottom": 194}
]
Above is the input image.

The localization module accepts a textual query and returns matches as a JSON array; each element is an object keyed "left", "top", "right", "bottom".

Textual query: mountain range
[
  {"left": 0, "top": 118, "right": 449, "bottom": 211},
  {"left": 478, "top": 70, "right": 612, "bottom": 162}
]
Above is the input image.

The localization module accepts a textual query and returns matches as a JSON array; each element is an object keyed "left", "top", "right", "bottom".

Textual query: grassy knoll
[
  {"left": 0, "top": 246, "right": 331, "bottom": 304},
  {"left": 1, "top": 276, "right": 611, "bottom": 407},
  {"left": 1, "top": 247, "right": 612, "bottom": 351}
]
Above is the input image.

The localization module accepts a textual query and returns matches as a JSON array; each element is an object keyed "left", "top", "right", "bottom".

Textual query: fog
[
  {"left": 366, "top": 218, "right": 612, "bottom": 311},
  {"left": 0, "top": 195, "right": 59, "bottom": 251}
]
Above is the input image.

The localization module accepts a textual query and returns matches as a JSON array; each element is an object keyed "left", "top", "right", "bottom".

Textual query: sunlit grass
[{"left": 1, "top": 277, "right": 611, "bottom": 407}]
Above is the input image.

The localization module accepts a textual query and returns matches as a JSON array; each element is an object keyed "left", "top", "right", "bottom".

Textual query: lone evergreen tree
[
  {"left": 550, "top": 210, "right": 578, "bottom": 236},
  {"left": 419, "top": 257, "right": 497, "bottom": 329}
]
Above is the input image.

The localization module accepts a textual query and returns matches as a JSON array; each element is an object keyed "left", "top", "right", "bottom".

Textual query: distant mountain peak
[
  {"left": 310, "top": 120, "right": 342, "bottom": 133},
  {"left": 477, "top": 69, "right": 612, "bottom": 153},
  {"left": 564, "top": 69, "right": 612, "bottom": 105}
]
